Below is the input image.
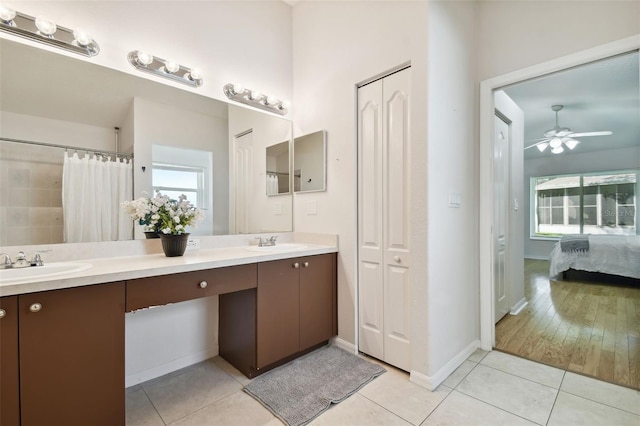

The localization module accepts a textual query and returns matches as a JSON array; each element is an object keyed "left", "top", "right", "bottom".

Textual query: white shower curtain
[{"left": 62, "top": 152, "right": 133, "bottom": 243}]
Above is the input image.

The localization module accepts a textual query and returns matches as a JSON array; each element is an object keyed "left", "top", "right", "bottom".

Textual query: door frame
[{"left": 478, "top": 35, "right": 640, "bottom": 350}]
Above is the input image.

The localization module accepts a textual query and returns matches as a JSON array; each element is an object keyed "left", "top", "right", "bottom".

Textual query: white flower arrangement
[{"left": 122, "top": 192, "right": 204, "bottom": 235}]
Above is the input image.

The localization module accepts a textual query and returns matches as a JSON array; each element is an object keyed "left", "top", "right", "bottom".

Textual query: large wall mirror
[
  {"left": 294, "top": 130, "right": 326, "bottom": 193},
  {"left": 0, "top": 39, "right": 293, "bottom": 246}
]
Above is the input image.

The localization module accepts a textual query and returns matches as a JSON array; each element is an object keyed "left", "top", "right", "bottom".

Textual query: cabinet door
[
  {"left": 299, "top": 254, "right": 336, "bottom": 351},
  {"left": 19, "top": 282, "right": 125, "bottom": 426},
  {"left": 0, "top": 296, "right": 20, "bottom": 426},
  {"left": 257, "top": 259, "right": 300, "bottom": 369}
]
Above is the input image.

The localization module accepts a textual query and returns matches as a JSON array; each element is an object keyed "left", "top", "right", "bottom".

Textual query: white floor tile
[
  {"left": 422, "top": 390, "right": 537, "bottom": 426},
  {"left": 125, "top": 387, "right": 164, "bottom": 426},
  {"left": 547, "top": 392, "right": 640, "bottom": 426},
  {"left": 480, "top": 350, "right": 565, "bottom": 389},
  {"left": 142, "top": 360, "right": 242, "bottom": 424},
  {"left": 212, "top": 355, "right": 252, "bottom": 387},
  {"left": 456, "top": 364, "right": 557, "bottom": 425},
  {"left": 358, "top": 367, "right": 451, "bottom": 425},
  {"left": 170, "top": 391, "right": 277, "bottom": 426},
  {"left": 467, "top": 348, "right": 489, "bottom": 363},
  {"left": 308, "top": 393, "right": 411, "bottom": 426},
  {"left": 560, "top": 372, "right": 640, "bottom": 416},
  {"left": 442, "top": 360, "right": 477, "bottom": 389}
]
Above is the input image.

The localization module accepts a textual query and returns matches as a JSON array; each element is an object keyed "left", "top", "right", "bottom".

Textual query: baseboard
[
  {"left": 332, "top": 336, "right": 357, "bottom": 354},
  {"left": 525, "top": 255, "right": 550, "bottom": 261},
  {"left": 125, "top": 347, "right": 218, "bottom": 388},
  {"left": 410, "top": 340, "right": 480, "bottom": 390},
  {"left": 510, "top": 298, "right": 528, "bottom": 315}
]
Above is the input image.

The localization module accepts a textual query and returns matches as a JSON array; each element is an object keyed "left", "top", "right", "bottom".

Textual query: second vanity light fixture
[
  {"left": 223, "top": 83, "right": 288, "bottom": 115},
  {"left": 127, "top": 50, "right": 203, "bottom": 88},
  {"left": 0, "top": 4, "right": 100, "bottom": 56}
]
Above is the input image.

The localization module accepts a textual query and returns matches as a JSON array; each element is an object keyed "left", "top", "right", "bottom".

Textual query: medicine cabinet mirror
[{"left": 294, "top": 130, "right": 326, "bottom": 193}]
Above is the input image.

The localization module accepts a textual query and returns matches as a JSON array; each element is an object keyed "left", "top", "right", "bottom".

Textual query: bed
[{"left": 549, "top": 234, "right": 640, "bottom": 280}]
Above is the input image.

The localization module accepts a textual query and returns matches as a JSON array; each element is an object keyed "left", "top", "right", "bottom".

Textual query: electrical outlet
[{"left": 187, "top": 238, "right": 200, "bottom": 249}]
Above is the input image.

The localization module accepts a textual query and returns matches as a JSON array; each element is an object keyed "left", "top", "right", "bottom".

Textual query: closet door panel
[{"left": 357, "top": 80, "right": 384, "bottom": 359}]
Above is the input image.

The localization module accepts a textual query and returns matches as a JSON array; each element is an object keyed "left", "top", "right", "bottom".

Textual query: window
[
  {"left": 152, "top": 163, "right": 205, "bottom": 208},
  {"left": 531, "top": 170, "right": 638, "bottom": 237}
]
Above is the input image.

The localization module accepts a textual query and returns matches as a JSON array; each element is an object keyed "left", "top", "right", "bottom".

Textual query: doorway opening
[{"left": 480, "top": 36, "right": 640, "bottom": 389}]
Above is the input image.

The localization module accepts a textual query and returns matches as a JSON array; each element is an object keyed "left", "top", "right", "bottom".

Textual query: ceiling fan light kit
[{"left": 525, "top": 105, "right": 612, "bottom": 154}]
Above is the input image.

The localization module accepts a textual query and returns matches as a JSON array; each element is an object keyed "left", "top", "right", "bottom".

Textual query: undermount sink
[
  {"left": 245, "top": 243, "right": 308, "bottom": 252},
  {"left": 0, "top": 262, "right": 93, "bottom": 284}
]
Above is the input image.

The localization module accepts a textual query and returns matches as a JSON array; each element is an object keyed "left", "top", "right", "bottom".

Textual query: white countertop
[{"left": 0, "top": 243, "right": 337, "bottom": 297}]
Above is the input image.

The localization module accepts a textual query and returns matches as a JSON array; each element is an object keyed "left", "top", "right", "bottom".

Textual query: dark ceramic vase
[
  {"left": 144, "top": 231, "right": 160, "bottom": 239},
  {"left": 159, "top": 233, "right": 190, "bottom": 257}
]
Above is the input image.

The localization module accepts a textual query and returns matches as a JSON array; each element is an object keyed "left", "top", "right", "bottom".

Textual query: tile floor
[{"left": 126, "top": 348, "right": 640, "bottom": 425}]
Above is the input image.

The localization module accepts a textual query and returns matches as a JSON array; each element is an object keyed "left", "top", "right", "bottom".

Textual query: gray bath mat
[{"left": 244, "top": 345, "right": 385, "bottom": 426}]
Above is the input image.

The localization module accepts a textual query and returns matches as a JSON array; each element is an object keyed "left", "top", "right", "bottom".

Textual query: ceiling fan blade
[
  {"left": 569, "top": 131, "right": 613, "bottom": 138},
  {"left": 524, "top": 141, "right": 544, "bottom": 150}
]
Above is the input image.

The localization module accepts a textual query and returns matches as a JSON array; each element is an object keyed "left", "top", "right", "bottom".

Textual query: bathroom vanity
[{"left": 0, "top": 241, "right": 337, "bottom": 426}]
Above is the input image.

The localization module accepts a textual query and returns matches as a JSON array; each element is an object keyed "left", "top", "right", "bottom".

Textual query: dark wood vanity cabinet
[
  {"left": 220, "top": 253, "right": 337, "bottom": 377},
  {"left": 0, "top": 296, "right": 20, "bottom": 426},
  {"left": 3, "top": 283, "right": 126, "bottom": 426}
]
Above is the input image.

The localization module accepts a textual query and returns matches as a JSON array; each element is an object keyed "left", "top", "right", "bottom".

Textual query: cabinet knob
[
  {"left": 199, "top": 281, "right": 208, "bottom": 289},
  {"left": 0, "top": 308, "right": 5, "bottom": 319},
  {"left": 303, "top": 262, "right": 309, "bottom": 268},
  {"left": 293, "top": 262, "right": 300, "bottom": 268},
  {"left": 393, "top": 256, "right": 401, "bottom": 263},
  {"left": 29, "top": 303, "right": 42, "bottom": 313}
]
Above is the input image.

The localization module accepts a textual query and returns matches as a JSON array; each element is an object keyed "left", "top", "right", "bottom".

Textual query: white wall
[
  {"left": 425, "top": 1, "right": 480, "bottom": 383},
  {"left": 477, "top": 1, "right": 640, "bottom": 81},
  {"left": 524, "top": 146, "right": 640, "bottom": 259}
]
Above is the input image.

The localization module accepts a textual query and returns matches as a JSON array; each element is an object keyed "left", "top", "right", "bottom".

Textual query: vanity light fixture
[
  {"left": 127, "top": 50, "right": 203, "bottom": 88},
  {"left": 0, "top": 5, "right": 100, "bottom": 56},
  {"left": 223, "top": 83, "right": 288, "bottom": 115}
]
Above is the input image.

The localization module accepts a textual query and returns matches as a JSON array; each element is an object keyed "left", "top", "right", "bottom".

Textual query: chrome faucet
[
  {"left": 0, "top": 253, "right": 11, "bottom": 269},
  {"left": 0, "top": 251, "right": 48, "bottom": 269},
  {"left": 256, "top": 236, "right": 278, "bottom": 247},
  {"left": 12, "top": 251, "right": 31, "bottom": 268}
]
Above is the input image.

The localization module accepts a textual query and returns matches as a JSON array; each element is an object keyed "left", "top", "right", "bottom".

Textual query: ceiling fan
[{"left": 524, "top": 105, "right": 613, "bottom": 154}]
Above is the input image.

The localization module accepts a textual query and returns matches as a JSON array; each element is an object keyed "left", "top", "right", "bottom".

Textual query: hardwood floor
[{"left": 495, "top": 259, "right": 640, "bottom": 390}]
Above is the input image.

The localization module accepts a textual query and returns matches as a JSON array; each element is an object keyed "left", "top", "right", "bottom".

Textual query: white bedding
[{"left": 549, "top": 235, "right": 640, "bottom": 279}]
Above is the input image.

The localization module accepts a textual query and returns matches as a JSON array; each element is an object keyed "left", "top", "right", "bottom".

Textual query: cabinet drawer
[{"left": 126, "top": 264, "right": 257, "bottom": 312}]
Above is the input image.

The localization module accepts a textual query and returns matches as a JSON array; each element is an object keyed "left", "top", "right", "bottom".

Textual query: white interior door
[
  {"left": 357, "top": 80, "right": 384, "bottom": 361},
  {"left": 234, "top": 131, "right": 253, "bottom": 234},
  {"left": 358, "top": 67, "right": 411, "bottom": 371},
  {"left": 493, "top": 115, "right": 510, "bottom": 323},
  {"left": 382, "top": 70, "right": 412, "bottom": 370}
]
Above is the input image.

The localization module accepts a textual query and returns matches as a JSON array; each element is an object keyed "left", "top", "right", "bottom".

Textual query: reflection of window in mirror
[
  {"left": 152, "top": 144, "right": 213, "bottom": 235},
  {"left": 265, "top": 141, "right": 290, "bottom": 196},
  {"left": 294, "top": 130, "right": 326, "bottom": 193}
]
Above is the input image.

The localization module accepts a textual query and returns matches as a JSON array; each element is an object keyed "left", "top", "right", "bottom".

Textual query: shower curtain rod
[{"left": 0, "top": 136, "right": 134, "bottom": 159}]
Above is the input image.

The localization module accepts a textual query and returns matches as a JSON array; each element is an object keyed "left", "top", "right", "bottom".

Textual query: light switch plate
[
  {"left": 448, "top": 192, "right": 461, "bottom": 208},
  {"left": 306, "top": 200, "right": 317, "bottom": 215},
  {"left": 187, "top": 238, "right": 200, "bottom": 249}
]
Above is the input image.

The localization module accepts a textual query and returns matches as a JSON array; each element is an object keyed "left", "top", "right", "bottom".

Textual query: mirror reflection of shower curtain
[{"left": 62, "top": 152, "right": 133, "bottom": 243}]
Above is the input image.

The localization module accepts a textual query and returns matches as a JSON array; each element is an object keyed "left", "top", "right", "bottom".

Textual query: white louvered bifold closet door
[{"left": 358, "top": 67, "right": 412, "bottom": 371}]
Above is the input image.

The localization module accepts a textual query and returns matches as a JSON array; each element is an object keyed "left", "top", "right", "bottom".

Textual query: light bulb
[
  {"left": 232, "top": 83, "right": 245, "bottom": 95},
  {"left": 0, "top": 5, "right": 16, "bottom": 22},
  {"left": 250, "top": 90, "right": 263, "bottom": 101},
  {"left": 266, "top": 95, "right": 279, "bottom": 106},
  {"left": 564, "top": 138, "right": 580, "bottom": 150},
  {"left": 549, "top": 137, "right": 562, "bottom": 149},
  {"left": 188, "top": 68, "right": 202, "bottom": 81},
  {"left": 536, "top": 142, "right": 549, "bottom": 153},
  {"left": 279, "top": 100, "right": 289, "bottom": 111},
  {"left": 35, "top": 16, "right": 57, "bottom": 36},
  {"left": 551, "top": 146, "right": 564, "bottom": 154},
  {"left": 136, "top": 51, "right": 153, "bottom": 66},
  {"left": 164, "top": 60, "right": 180, "bottom": 73},
  {"left": 73, "top": 29, "right": 93, "bottom": 47}
]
